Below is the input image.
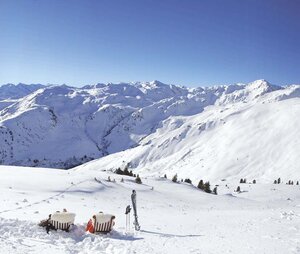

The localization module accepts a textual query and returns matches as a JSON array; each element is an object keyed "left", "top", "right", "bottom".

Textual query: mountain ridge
[{"left": 0, "top": 80, "right": 299, "bottom": 181}]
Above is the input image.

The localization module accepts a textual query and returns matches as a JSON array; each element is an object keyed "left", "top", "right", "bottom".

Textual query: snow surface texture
[
  {"left": 0, "top": 80, "right": 299, "bottom": 181},
  {"left": 0, "top": 165, "right": 299, "bottom": 254}
]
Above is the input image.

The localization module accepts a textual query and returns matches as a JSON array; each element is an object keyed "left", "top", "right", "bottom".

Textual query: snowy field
[{"left": 0, "top": 165, "right": 299, "bottom": 254}]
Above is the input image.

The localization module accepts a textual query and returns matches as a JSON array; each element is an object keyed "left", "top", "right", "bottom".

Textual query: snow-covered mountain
[
  {"left": 0, "top": 83, "right": 45, "bottom": 111},
  {"left": 0, "top": 83, "right": 44, "bottom": 100},
  {"left": 0, "top": 80, "right": 299, "bottom": 181}
]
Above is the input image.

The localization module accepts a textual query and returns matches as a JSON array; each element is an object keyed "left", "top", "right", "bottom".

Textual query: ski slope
[{"left": 0, "top": 165, "right": 299, "bottom": 254}]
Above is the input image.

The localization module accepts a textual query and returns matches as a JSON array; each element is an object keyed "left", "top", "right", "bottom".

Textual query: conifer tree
[
  {"left": 204, "top": 181, "right": 211, "bottom": 193},
  {"left": 124, "top": 167, "right": 130, "bottom": 176},
  {"left": 236, "top": 186, "right": 241, "bottom": 192},
  {"left": 172, "top": 174, "right": 178, "bottom": 183},
  {"left": 115, "top": 168, "right": 123, "bottom": 175},
  {"left": 135, "top": 175, "right": 142, "bottom": 184},
  {"left": 213, "top": 186, "right": 218, "bottom": 195},
  {"left": 184, "top": 178, "right": 192, "bottom": 184},
  {"left": 197, "top": 180, "right": 204, "bottom": 190}
]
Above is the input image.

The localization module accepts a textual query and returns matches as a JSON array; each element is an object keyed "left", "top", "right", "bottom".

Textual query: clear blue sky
[{"left": 0, "top": 0, "right": 299, "bottom": 87}]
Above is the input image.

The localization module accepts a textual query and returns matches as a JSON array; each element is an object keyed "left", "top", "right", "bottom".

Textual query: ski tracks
[{"left": 0, "top": 179, "right": 90, "bottom": 215}]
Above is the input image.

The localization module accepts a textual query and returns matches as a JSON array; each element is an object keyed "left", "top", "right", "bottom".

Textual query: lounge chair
[
  {"left": 86, "top": 212, "right": 115, "bottom": 234},
  {"left": 50, "top": 211, "right": 76, "bottom": 232}
]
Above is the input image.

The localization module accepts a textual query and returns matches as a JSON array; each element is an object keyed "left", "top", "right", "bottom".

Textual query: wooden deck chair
[
  {"left": 86, "top": 212, "right": 115, "bottom": 234},
  {"left": 50, "top": 211, "right": 76, "bottom": 232}
]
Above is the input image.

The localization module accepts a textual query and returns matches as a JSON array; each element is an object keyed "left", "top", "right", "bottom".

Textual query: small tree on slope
[
  {"left": 184, "top": 178, "right": 192, "bottom": 184},
  {"left": 204, "top": 182, "right": 211, "bottom": 193},
  {"left": 135, "top": 175, "right": 142, "bottom": 184},
  {"left": 197, "top": 180, "right": 204, "bottom": 190},
  {"left": 172, "top": 174, "right": 178, "bottom": 183}
]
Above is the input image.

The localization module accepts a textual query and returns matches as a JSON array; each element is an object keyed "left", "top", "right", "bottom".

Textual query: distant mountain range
[{"left": 0, "top": 80, "right": 299, "bottom": 181}]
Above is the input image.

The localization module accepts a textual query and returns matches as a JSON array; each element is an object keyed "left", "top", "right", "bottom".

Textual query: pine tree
[
  {"left": 172, "top": 174, "right": 178, "bottom": 183},
  {"left": 236, "top": 186, "right": 241, "bottom": 192},
  {"left": 204, "top": 182, "right": 211, "bottom": 193},
  {"left": 240, "top": 178, "right": 243, "bottom": 184},
  {"left": 115, "top": 168, "right": 123, "bottom": 175},
  {"left": 244, "top": 178, "right": 247, "bottom": 184},
  {"left": 197, "top": 180, "right": 204, "bottom": 190},
  {"left": 274, "top": 180, "right": 277, "bottom": 184},
  {"left": 164, "top": 174, "right": 167, "bottom": 179},
  {"left": 107, "top": 176, "right": 111, "bottom": 182},
  {"left": 297, "top": 181, "right": 299, "bottom": 185},
  {"left": 213, "top": 186, "right": 218, "bottom": 195},
  {"left": 124, "top": 167, "right": 130, "bottom": 176},
  {"left": 135, "top": 175, "right": 142, "bottom": 184},
  {"left": 253, "top": 179, "right": 256, "bottom": 184},
  {"left": 184, "top": 178, "right": 192, "bottom": 184},
  {"left": 278, "top": 177, "right": 281, "bottom": 184},
  {"left": 120, "top": 178, "right": 124, "bottom": 182}
]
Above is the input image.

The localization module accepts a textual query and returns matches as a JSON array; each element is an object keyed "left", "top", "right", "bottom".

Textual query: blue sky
[{"left": 0, "top": 0, "right": 299, "bottom": 87}]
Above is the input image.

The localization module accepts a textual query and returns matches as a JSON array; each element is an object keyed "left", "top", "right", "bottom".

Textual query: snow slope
[
  {"left": 0, "top": 80, "right": 299, "bottom": 178},
  {"left": 69, "top": 84, "right": 300, "bottom": 183},
  {"left": 0, "top": 164, "right": 300, "bottom": 254}
]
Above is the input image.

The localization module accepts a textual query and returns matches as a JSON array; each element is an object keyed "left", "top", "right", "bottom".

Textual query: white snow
[
  {"left": 77, "top": 96, "right": 300, "bottom": 183},
  {"left": 0, "top": 80, "right": 299, "bottom": 253},
  {"left": 0, "top": 165, "right": 299, "bottom": 253},
  {"left": 1, "top": 79, "right": 298, "bottom": 171}
]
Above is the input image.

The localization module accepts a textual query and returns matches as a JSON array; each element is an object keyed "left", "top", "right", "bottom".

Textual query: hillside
[
  {"left": 0, "top": 80, "right": 299, "bottom": 182},
  {"left": 89, "top": 89, "right": 300, "bottom": 183}
]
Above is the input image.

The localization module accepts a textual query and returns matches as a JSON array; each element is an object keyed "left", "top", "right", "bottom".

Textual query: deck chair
[
  {"left": 86, "top": 212, "right": 115, "bottom": 234},
  {"left": 50, "top": 211, "right": 76, "bottom": 232}
]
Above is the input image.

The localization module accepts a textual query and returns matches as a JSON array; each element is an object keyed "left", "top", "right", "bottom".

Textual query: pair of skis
[{"left": 125, "top": 190, "right": 140, "bottom": 232}]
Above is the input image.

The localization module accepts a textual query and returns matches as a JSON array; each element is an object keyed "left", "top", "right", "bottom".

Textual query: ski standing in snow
[{"left": 131, "top": 190, "right": 140, "bottom": 231}]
